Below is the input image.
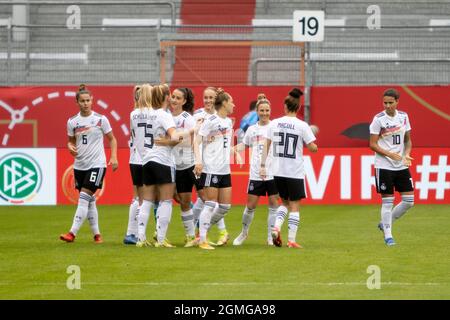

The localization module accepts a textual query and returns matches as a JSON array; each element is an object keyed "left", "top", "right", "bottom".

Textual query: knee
[{"left": 402, "top": 195, "right": 414, "bottom": 209}]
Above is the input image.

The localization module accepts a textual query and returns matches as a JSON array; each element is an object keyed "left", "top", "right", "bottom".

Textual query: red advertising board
[{"left": 57, "top": 148, "right": 449, "bottom": 205}]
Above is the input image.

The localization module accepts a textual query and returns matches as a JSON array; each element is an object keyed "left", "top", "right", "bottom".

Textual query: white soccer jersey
[
  {"left": 369, "top": 110, "right": 411, "bottom": 170},
  {"left": 193, "top": 107, "right": 215, "bottom": 122},
  {"left": 67, "top": 112, "right": 112, "bottom": 170},
  {"left": 142, "top": 108, "right": 176, "bottom": 167},
  {"left": 198, "top": 114, "right": 233, "bottom": 175},
  {"left": 172, "top": 111, "right": 196, "bottom": 170},
  {"left": 243, "top": 122, "right": 273, "bottom": 181},
  {"left": 129, "top": 107, "right": 150, "bottom": 165},
  {"left": 265, "top": 116, "right": 316, "bottom": 179}
]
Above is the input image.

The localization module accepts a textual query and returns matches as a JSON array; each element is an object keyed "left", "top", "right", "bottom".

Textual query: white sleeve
[
  {"left": 302, "top": 123, "right": 316, "bottom": 145},
  {"left": 185, "top": 115, "right": 196, "bottom": 131},
  {"left": 161, "top": 112, "right": 176, "bottom": 131},
  {"left": 198, "top": 118, "right": 211, "bottom": 137},
  {"left": 101, "top": 115, "right": 113, "bottom": 134},
  {"left": 243, "top": 126, "right": 252, "bottom": 146},
  {"left": 405, "top": 113, "right": 411, "bottom": 131},
  {"left": 369, "top": 117, "right": 381, "bottom": 135},
  {"left": 67, "top": 119, "right": 74, "bottom": 137},
  {"left": 265, "top": 122, "right": 274, "bottom": 140}
]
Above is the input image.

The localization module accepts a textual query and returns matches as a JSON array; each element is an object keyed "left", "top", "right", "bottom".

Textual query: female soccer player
[
  {"left": 232, "top": 95, "right": 279, "bottom": 246},
  {"left": 192, "top": 87, "right": 229, "bottom": 246},
  {"left": 260, "top": 88, "right": 317, "bottom": 248},
  {"left": 60, "top": 84, "right": 118, "bottom": 243},
  {"left": 194, "top": 88, "right": 235, "bottom": 250},
  {"left": 136, "top": 84, "right": 177, "bottom": 248},
  {"left": 123, "top": 84, "right": 152, "bottom": 245},
  {"left": 369, "top": 88, "right": 414, "bottom": 246},
  {"left": 170, "top": 87, "right": 199, "bottom": 247}
]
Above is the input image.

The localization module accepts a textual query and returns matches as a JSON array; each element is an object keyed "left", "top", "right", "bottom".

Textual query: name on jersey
[
  {"left": 277, "top": 123, "right": 295, "bottom": 130},
  {"left": 132, "top": 113, "right": 148, "bottom": 120}
]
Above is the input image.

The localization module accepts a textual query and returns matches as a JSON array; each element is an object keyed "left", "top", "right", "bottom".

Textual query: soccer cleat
[
  {"left": 215, "top": 230, "right": 229, "bottom": 246},
  {"left": 232, "top": 232, "right": 248, "bottom": 246},
  {"left": 385, "top": 238, "right": 396, "bottom": 246},
  {"left": 60, "top": 232, "right": 75, "bottom": 243},
  {"left": 378, "top": 222, "right": 384, "bottom": 232},
  {"left": 123, "top": 234, "right": 138, "bottom": 245},
  {"left": 154, "top": 240, "right": 176, "bottom": 248},
  {"left": 271, "top": 227, "right": 282, "bottom": 247},
  {"left": 267, "top": 239, "right": 274, "bottom": 246},
  {"left": 199, "top": 241, "right": 215, "bottom": 250},
  {"left": 94, "top": 234, "right": 103, "bottom": 244},
  {"left": 287, "top": 241, "right": 303, "bottom": 248},
  {"left": 184, "top": 235, "right": 198, "bottom": 248},
  {"left": 136, "top": 239, "right": 153, "bottom": 247},
  {"left": 153, "top": 231, "right": 157, "bottom": 241}
]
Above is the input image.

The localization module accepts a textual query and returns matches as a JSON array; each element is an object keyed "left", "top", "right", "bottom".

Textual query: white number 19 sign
[{"left": 293, "top": 10, "right": 325, "bottom": 42}]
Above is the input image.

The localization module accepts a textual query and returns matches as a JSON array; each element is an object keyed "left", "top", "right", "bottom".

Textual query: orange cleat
[
  {"left": 94, "top": 234, "right": 103, "bottom": 244},
  {"left": 287, "top": 241, "right": 303, "bottom": 249},
  {"left": 60, "top": 232, "right": 75, "bottom": 243}
]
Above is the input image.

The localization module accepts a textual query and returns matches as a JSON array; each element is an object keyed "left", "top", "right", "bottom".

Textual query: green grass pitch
[{"left": 0, "top": 204, "right": 448, "bottom": 299}]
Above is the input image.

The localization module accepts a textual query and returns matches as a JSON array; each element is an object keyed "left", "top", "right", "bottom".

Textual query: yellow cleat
[
  {"left": 154, "top": 240, "right": 176, "bottom": 248},
  {"left": 215, "top": 230, "right": 229, "bottom": 246},
  {"left": 199, "top": 241, "right": 215, "bottom": 250},
  {"left": 184, "top": 235, "right": 198, "bottom": 248},
  {"left": 136, "top": 239, "right": 153, "bottom": 247}
]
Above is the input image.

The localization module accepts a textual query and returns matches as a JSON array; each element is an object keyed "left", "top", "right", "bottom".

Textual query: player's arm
[
  {"left": 259, "top": 138, "right": 272, "bottom": 179},
  {"left": 403, "top": 130, "right": 413, "bottom": 166},
  {"left": 232, "top": 142, "right": 248, "bottom": 168},
  {"left": 369, "top": 134, "right": 402, "bottom": 161},
  {"left": 306, "top": 142, "right": 318, "bottom": 153},
  {"left": 67, "top": 135, "right": 77, "bottom": 156},
  {"left": 105, "top": 131, "right": 119, "bottom": 171},
  {"left": 193, "top": 132, "right": 203, "bottom": 177}
]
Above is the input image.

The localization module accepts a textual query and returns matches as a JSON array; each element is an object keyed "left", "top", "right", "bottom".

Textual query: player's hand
[
  {"left": 193, "top": 164, "right": 203, "bottom": 178},
  {"left": 403, "top": 155, "right": 414, "bottom": 166},
  {"left": 68, "top": 143, "right": 77, "bottom": 157},
  {"left": 260, "top": 166, "right": 267, "bottom": 180},
  {"left": 389, "top": 153, "right": 403, "bottom": 161},
  {"left": 109, "top": 158, "right": 119, "bottom": 171},
  {"left": 235, "top": 150, "right": 244, "bottom": 168}
]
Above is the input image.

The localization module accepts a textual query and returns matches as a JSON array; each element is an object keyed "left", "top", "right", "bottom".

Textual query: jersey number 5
[{"left": 138, "top": 123, "right": 154, "bottom": 148}]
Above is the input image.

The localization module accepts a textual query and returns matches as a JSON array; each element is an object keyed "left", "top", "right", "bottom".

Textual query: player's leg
[
  {"left": 210, "top": 175, "right": 232, "bottom": 246},
  {"left": 176, "top": 167, "right": 197, "bottom": 246},
  {"left": 233, "top": 180, "right": 260, "bottom": 246},
  {"left": 155, "top": 182, "right": 176, "bottom": 247},
  {"left": 137, "top": 162, "right": 156, "bottom": 246},
  {"left": 85, "top": 168, "right": 106, "bottom": 243},
  {"left": 124, "top": 186, "right": 139, "bottom": 244},
  {"left": 375, "top": 168, "right": 396, "bottom": 245},
  {"left": 267, "top": 193, "right": 279, "bottom": 246},
  {"left": 198, "top": 173, "right": 219, "bottom": 249},
  {"left": 392, "top": 169, "right": 415, "bottom": 222}
]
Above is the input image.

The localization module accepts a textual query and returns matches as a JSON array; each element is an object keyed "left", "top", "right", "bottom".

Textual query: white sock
[
  {"left": 287, "top": 212, "right": 300, "bottom": 243},
  {"left": 241, "top": 207, "right": 255, "bottom": 235},
  {"left": 381, "top": 197, "right": 394, "bottom": 239},
  {"left": 127, "top": 197, "right": 139, "bottom": 236},
  {"left": 192, "top": 197, "right": 204, "bottom": 227},
  {"left": 216, "top": 218, "right": 227, "bottom": 231},
  {"left": 138, "top": 200, "right": 154, "bottom": 241},
  {"left": 181, "top": 209, "right": 195, "bottom": 237},
  {"left": 87, "top": 195, "right": 100, "bottom": 235},
  {"left": 70, "top": 192, "right": 92, "bottom": 235},
  {"left": 274, "top": 205, "right": 288, "bottom": 230},
  {"left": 268, "top": 206, "right": 278, "bottom": 241},
  {"left": 156, "top": 200, "right": 173, "bottom": 243},
  {"left": 199, "top": 201, "right": 216, "bottom": 242},
  {"left": 210, "top": 204, "right": 231, "bottom": 227},
  {"left": 392, "top": 195, "right": 414, "bottom": 221}
]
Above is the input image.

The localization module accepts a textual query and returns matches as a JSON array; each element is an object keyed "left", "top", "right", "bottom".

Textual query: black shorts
[
  {"left": 143, "top": 161, "right": 175, "bottom": 185},
  {"left": 375, "top": 168, "right": 414, "bottom": 194},
  {"left": 129, "top": 163, "right": 143, "bottom": 187},
  {"left": 274, "top": 176, "right": 306, "bottom": 201},
  {"left": 247, "top": 179, "right": 278, "bottom": 197},
  {"left": 176, "top": 166, "right": 201, "bottom": 193},
  {"left": 200, "top": 173, "right": 232, "bottom": 189},
  {"left": 74, "top": 167, "right": 106, "bottom": 193}
]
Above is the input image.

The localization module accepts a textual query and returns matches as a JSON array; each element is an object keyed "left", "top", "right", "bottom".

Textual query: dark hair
[
  {"left": 177, "top": 87, "right": 195, "bottom": 115},
  {"left": 383, "top": 88, "right": 400, "bottom": 100},
  {"left": 214, "top": 88, "right": 231, "bottom": 111},
  {"left": 284, "top": 88, "right": 303, "bottom": 113},
  {"left": 249, "top": 100, "right": 257, "bottom": 111},
  {"left": 76, "top": 84, "right": 91, "bottom": 101}
]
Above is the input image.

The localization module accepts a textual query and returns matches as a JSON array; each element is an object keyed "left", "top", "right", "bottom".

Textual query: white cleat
[{"left": 232, "top": 232, "right": 248, "bottom": 246}]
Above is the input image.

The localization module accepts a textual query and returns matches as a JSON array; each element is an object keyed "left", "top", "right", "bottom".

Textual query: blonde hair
[
  {"left": 214, "top": 87, "right": 231, "bottom": 111},
  {"left": 133, "top": 85, "right": 142, "bottom": 109},
  {"left": 151, "top": 83, "right": 170, "bottom": 109},
  {"left": 138, "top": 84, "right": 153, "bottom": 109},
  {"left": 256, "top": 93, "right": 270, "bottom": 110}
]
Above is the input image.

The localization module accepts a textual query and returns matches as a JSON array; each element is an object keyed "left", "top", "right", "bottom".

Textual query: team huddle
[{"left": 59, "top": 85, "right": 415, "bottom": 249}]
